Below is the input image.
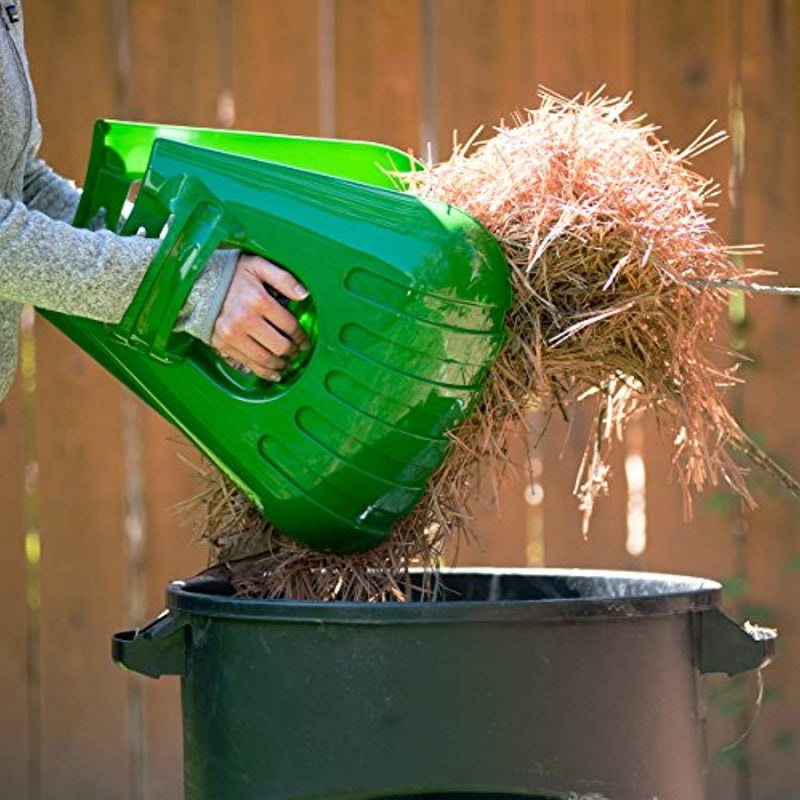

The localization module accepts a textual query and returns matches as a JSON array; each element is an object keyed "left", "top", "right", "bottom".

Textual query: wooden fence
[{"left": 1, "top": 1, "right": 799, "bottom": 798}]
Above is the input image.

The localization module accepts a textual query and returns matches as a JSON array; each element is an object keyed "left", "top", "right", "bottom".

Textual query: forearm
[
  {"left": 0, "top": 197, "right": 156, "bottom": 319},
  {"left": 22, "top": 157, "right": 83, "bottom": 224},
  {"left": 0, "top": 198, "right": 237, "bottom": 340}
]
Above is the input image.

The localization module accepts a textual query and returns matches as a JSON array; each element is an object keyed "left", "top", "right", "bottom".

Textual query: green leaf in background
[
  {"left": 717, "top": 743, "right": 751, "bottom": 768},
  {"left": 784, "top": 554, "right": 800, "bottom": 573},
  {"left": 700, "top": 489, "right": 739, "bottom": 516},
  {"left": 709, "top": 678, "right": 749, "bottom": 716},
  {"left": 774, "top": 730, "right": 795, "bottom": 751},
  {"left": 741, "top": 603, "right": 778, "bottom": 626},
  {"left": 721, "top": 576, "right": 748, "bottom": 601},
  {"left": 763, "top": 684, "right": 782, "bottom": 704},
  {"left": 743, "top": 429, "right": 768, "bottom": 450}
]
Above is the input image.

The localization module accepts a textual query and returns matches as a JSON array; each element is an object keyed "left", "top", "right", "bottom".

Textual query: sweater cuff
[{"left": 174, "top": 249, "right": 239, "bottom": 344}]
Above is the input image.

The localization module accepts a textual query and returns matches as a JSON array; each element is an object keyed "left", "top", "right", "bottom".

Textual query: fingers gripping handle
[{"left": 116, "top": 177, "right": 240, "bottom": 362}]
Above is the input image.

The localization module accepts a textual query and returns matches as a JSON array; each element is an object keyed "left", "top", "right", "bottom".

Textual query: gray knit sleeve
[
  {"left": 0, "top": 197, "right": 238, "bottom": 344},
  {"left": 23, "top": 156, "right": 83, "bottom": 224},
  {"left": 175, "top": 247, "right": 239, "bottom": 343}
]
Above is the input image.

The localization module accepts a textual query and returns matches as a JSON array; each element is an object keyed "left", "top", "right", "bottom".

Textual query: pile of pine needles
[
  {"left": 191, "top": 470, "right": 447, "bottom": 601},
  {"left": 191, "top": 90, "right": 798, "bottom": 601}
]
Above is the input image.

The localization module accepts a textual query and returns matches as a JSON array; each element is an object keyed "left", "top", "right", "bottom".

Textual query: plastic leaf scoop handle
[{"left": 40, "top": 121, "right": 511, "bottom": 552}]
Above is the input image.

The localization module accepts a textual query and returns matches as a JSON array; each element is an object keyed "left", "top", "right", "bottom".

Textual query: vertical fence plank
[
  {"left": 739, "top": 2, "right": 800, "bottom": 797},
  {"left": 634, "top": 2, "right": 742, "bottom": 797},
  {"left": 430, "top": 0, "right": 534, "bottom": 565},
  {"left": 433, "top": 0, "right": 531, "bottom": 153},
  {"left": 126, "top": 3, "right": 230, "bottom": 797},
  {"left": 25, "top": 3, "right": 130, "bottom": 800},
  {"left": 530, "top": 0, "right": 634, "bottom": 98},
  {"left": 334, "top": 0, "right": 422, "bottom": 150},
  {"left": 128, "top": 0, "right": 227, "bottom": 126},
  {"left": 0, "top": 378, "right": 29, "bottom": 798},
  {"left": 232, "top": 0, "right": 321, "bottom": 136},
  {"left": 534, "top": 414, "right": 632, "bottom": 570},
  {"left": 528, "top": 0, "right": 634, "bottom": 571},
  {"left": 135, "top": 418, "right": 206, "bottom": 800},
  {"left": 634, "top": 0, "right": 738, "bottom": 579}
]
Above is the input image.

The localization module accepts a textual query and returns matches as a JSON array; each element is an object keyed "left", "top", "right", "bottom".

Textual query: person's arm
[
  {"left": 1, "top": 194, "right": 310, "bottom": 381},
  {"left": 19, "top": 153, "right": 238, "bottom": 344},
  {"left": 0, "top": 195, "right": 238, "bottom": 344},
  {"left": 22, "top": 155, "right": 83, "bottom": 224}
]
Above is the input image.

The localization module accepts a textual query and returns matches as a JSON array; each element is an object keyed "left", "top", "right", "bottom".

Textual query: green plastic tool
[{"left": 40, "top": 121, "right": 511, "bottom": 552}]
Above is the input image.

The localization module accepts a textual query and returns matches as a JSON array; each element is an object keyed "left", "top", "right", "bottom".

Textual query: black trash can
[{"left": 113, "top": 569, "right": 775, "bottom": 800}]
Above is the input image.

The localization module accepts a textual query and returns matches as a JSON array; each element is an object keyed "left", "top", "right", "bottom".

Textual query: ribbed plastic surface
[{"left": 41, "top": 121, "right": 511, "bottom": 550}]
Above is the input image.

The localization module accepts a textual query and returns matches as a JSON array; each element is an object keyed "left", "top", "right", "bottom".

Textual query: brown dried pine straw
[{"left": 192, "top": 89, "right": 799, "bottom": 601}]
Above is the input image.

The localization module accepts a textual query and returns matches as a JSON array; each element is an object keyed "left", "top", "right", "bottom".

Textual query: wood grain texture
[
  {"left": 126, "top": 4, "right": 227, "bottom": 796},
  {"left": 0, "top": 377, "right": 29, "bottom": 799},
  {"left": 24, "top": 3, "right": 129, "bottom": 798},
  {"left": 430, "top": 0, "right": 531, "bottom": 566},
  {"left": 232, "top": 0, "right": 321, "bottom": 135},
  {"left": 529, "top": 0, "right": 634, "bottom": 98},
  {"left": 433, "top": 0, "right": 531, "bottom": 154},
  {"left": 127, "top": 0, "right": 227, "bottom": 126},
  {"left": 737, "top": 2, "right": 800, "bottom": 796},
  {"left": 527, "top": 0, "right": 634, "bottom": 572},
  {"left": 334, "top": 0, "right": 422, "bottom": 150},
  {"left": 634, "top": 2, "right": 743, "bottom": 797}
]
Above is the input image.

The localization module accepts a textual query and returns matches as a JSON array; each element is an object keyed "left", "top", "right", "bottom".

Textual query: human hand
[{"left": 210, "top": 254, "right": 310, "bottom": 382}]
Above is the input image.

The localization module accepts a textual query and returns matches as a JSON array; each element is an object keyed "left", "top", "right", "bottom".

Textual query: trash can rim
[{"left": 165, "top": 567, "right": 722, "bottom": 624}]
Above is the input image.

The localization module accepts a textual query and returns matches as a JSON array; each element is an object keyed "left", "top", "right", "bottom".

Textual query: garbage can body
[{"left": 114, "top": 569, "right": 775, "bottom": 800}]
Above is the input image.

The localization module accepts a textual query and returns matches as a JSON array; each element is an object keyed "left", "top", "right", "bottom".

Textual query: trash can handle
[
  {"left": 112, "top": 610, "right": 188, "bottom": 679},
  {"left": 699, "top": 608, "right": 777, "bottom": 676}
]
